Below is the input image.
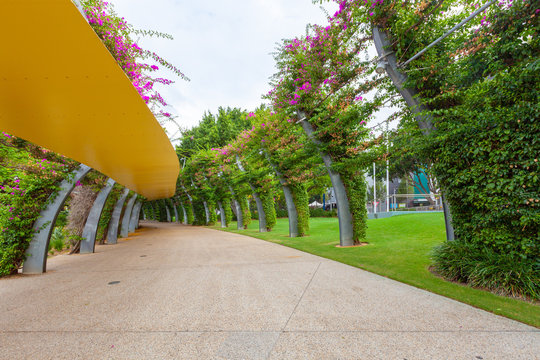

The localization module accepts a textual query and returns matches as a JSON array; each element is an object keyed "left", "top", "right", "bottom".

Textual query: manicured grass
[{"left": 210, "top": 214, "right": 539, "bottom": 328}]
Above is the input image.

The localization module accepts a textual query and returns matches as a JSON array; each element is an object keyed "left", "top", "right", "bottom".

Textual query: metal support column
[
  {"left": 120, "top": 194, "right": 137, "bottom": 237},
  {"left": 373, "top": 26, "right": 455, "bottom": 241},
  {"left": 265, "top": 152, "right": 299, "bottom": 237},
  {"left": 172, "top": 200, "right": 180, "bottom": 223},
  {"left": 203, "top": 201, "right": 210, "bottom": 225},
  {"left": 164, "top": 200, "right": 171, "bottom": 222},
  {"left": 106, "top": 188, "right": 130, "bottom": 244},
  {"left": 217, "top": 201, "right": 227, "bottom": 228},
  {"left": 236, "top": 156, "right": 267, "bottom": 232},
  {"left": 180, "top": 202, "right": 188, "bottom": 225},
  {"left": 228, "top": 186, "right": 243, "bottom": 230},
  {"left": 80, "top": 178, "right": 115, "bottom": 254},
  {"left": 23, "top": 164, "right": 91, "bottom": 273},
  {"left": 299, "top": 118, "right": 354, "bottom": 246},
  {"left": 128, "top": 200, "right": 142, "bottom": 233}
]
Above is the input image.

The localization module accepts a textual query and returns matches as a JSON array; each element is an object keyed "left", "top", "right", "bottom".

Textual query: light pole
[
  {"left": 373, "top": 162, "right": 376, "bottom": 214},
  {"left": 386, "top": 121, "right": 390, "bottom": 212}
]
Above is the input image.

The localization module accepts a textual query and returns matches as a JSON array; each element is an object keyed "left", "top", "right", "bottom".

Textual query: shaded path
[{"left": 0, "top": 222, "right": 538, "bottom": 359}]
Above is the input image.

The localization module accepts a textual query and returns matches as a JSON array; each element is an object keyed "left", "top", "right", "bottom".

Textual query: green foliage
[
  {"left": 48, "top": 227, "right": 66, "bottom": 253},
  {"left": 151, "top": 200, "right": 160, "bottom": 221},
  {"left": 362, "top": 0, "right": 539, "bottom": 296},
  {"left": 260, "top": 192, "right": 277, "bottom": 231},
  {"left": 173, "top": 201, "right": 184, "bottom": 223},
  {"left": 413, "top": 2, "right": 539, "bottom": 277},
  {"left": 164, "top": 198, "right": 178, "bottom": 222},
  {"left": 96, "top": 184, "right": 123, "bottom": 242},
  {"left": 221, "top": 198, "right": 233, "bottom": 226},
  {"left": 266, "top": 8, "right": 380, "bottom": 244},
  {"left": 192, "top": 201, "right": 206, "bottom": 226},
  {"left": 309, "top": 208, "right": 337, "bottom": 218},
  {"left": 55, "top": 210, "right": 68, "bottom": 228},
  {"left": 184, "top": 201, "right": 194, "bottom": 225},
  {"left": 341, "top": 166, "right": 368, "bottom": 242},
  {"left": 432, "top": 241, "right": 539, "bottom": 301},
  {"left": 157, "top": 199, "right": 169, "bottom": 222},
  {"left": 141, "top": 202, "right": 153, "bottom": 220},
  {"left": 0, "top": 135, "right": 77, "bottom": 276},
  {"left": 290, "top": 183, "right": 310, "bottom": 236},
  {"left": 237, "top": 194, "right": 251, "bottom": 229},
  {"left": 275, "top": 207, "right": 288, "bottom": 218},
  {"left": 176, "top": 107, "right": 254, "bottom": 158},
  {"left": 65, "top": 232, "right": 85, "bottom": 249},
  {"left": 207, "top": 200, "right": 217, "bottom": 226}
]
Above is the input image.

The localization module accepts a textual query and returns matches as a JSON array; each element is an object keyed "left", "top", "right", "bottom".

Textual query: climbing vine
[{"left": 0, "top": 136, "right": 77, "bottom": 275}]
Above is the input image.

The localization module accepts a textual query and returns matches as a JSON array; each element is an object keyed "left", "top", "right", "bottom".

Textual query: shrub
[
  {"left": 275, "top": 208, "right": 288, "bottom": 218},
  {"left": 309, "top": 208, "right": 337, "bottom": 218},
  {"left": 290, "top": 183, "right": 310, "bottom": 236},
  {"left": 432, "top": 241, "right": 539, "bottom": 301},
  {"left": 48, "top": 227, "right": 66, "bottom": 253}
]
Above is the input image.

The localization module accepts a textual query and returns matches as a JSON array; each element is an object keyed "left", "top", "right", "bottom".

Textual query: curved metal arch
[
  {"left": 80, "top": 178, "right": 116, "bottom": 254},
  {"left": 264, "top": 152, "right": 299, "bottom": 237},
  {"left": 106, "top": 188, "right": 130, "bottom": 244},
  {"left": 236, "top": 156, "right": 267, "bottom": 232},
  {"left": 120, "top": 194, "right": 138, "bottom": 237},
  {"left": 128, "top": 200, "right": 142, "bottom": 233},
  {"left": 217, "top": 201, "right": 227, "bottom": 228},
  {"left": 23, "top": 164, "right": 91, "bottom": 274},
  {"left": 373, "top": 26, "right": 454, "bottom": 241},
  {"left": 227, "top": 185, "right": 243, "bottom": 230},
  {"left": 299, "top": 119, "right": 354, "bottom": 246}
]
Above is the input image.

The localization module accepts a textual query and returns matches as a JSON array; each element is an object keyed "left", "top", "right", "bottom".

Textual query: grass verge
[{"left": 210, "top": 213, "right": 539, "bottom": 328}]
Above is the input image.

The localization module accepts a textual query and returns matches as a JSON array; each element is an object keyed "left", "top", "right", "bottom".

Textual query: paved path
[{"left": 0, "top": 222, "right": 538, "bottom": 359}]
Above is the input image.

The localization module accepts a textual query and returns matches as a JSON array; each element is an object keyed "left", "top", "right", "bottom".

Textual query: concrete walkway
[{"left": 0, "top": 222, "right": 538, "bottom": 359}]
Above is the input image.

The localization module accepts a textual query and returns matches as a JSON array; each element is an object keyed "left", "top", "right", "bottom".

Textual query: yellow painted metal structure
[{"left": 0, "top": 0, "right": 179, "bottom": 200}]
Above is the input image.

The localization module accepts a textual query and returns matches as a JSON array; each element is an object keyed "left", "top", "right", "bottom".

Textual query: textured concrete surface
[{"left": 1, "top": 222, "right": 538, "bottom": 359}]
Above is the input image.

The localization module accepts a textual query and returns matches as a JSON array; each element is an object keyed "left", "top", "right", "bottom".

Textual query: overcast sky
[{"left": 107, "top": 0, "right": 338, "bottom": 140}]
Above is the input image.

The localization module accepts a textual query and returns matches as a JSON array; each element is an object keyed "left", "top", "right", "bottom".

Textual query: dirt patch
[{"left": 335, "top": 242, "right": 369, "bottom": 248}]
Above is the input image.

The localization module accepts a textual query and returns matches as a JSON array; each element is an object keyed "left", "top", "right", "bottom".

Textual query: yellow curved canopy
[{"left": 0, "top": 0, "right": 179, "bottom": 200}]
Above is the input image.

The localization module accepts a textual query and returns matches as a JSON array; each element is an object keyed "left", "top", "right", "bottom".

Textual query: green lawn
[{"left": 210, "top": 213, "right": 539, "bottom": 328}]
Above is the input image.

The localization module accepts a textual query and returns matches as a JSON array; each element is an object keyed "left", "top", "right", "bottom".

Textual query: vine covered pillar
[
  {"left": 164, "top": 200, "right": 171, "bottom": 222},
  {"left": 171, "top": 199, "right": 180, "bottom": 223},
  {"left": 236, "top": 156, "right": 267, "bottom": 232},
  {"left": 128, "top": 200, "right": 142, "bottom": 233},
  {"left": 141, "top": 203, "right": 147, "bottom": 220},
  {"left": 217, "top": 201, "right": 227, "bottom": 228},
  {"left": 228, "top": 186, "right": 243, "bottom": 230},
  {"left": 23, "top": 164, "right": 91, "bottom": 274},
  {"left": 106, "top": 188, "right": 130, "bottom": 245},
  {"left": 281, "top": 185, "right": 299, "bottom": 237},
  {"left": 373, "top": 26, "right": 455, "bottom": 241},
  {"left": 80, "top": 178, "right": 115, "bottom": 254},
  {"left": 203, "top": 201, "right": 210, "bottom": 224},
  {"left": 135, "top": 201, "right": 143, "bottom": 229},
  {"left": 150, "top": 201, "right": 158, "bottom": 220},
  {"left": 120, "top": 193, "right": 138, "bottom": 237},
  {"left": 265, "top": 153, "right": 299, "bottom": 237},
  {"left": 299, "top": 119, "right": 354, "bottom": 246},
  {"left": 180, "top": 202, "right": 188, "bottom": 225},
  {"left": 181, "top": 185, "right": 195, "bottom": 223},
  {"left": 250, "top": 186, "right": 267, "bottom": 232}
]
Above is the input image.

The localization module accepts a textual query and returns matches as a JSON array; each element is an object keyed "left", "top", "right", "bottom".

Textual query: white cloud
[{"left": 107, "top": 0, "right": 337, "bottom": 131}]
